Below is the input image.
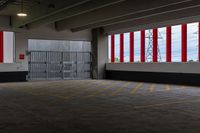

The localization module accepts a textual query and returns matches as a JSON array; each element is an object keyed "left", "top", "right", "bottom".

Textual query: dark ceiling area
[{"left": 0, "top": 0, "right": 200, "bottom": 33}]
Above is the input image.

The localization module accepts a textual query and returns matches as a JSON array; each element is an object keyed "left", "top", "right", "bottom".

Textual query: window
[
  {"left": 158, "top": 27, "right": 166, "bottom": 62},
  {"left": 134, "top": 31, "right": 140, "bottom": 62},
  {"left": 124, "top": 33, "right": 130, "bottom": 62},
  {"left": 114, "top": 34, "right": 120, "bottom": 62},
  {"left": 109, "top": 21, "right": 200, "bottom": 63},
  {"left": 0, "top": 31, "right": 15, "bottom": 63},
  {"left": 187, "top": 22, "right": 198, "bottom": 62},
  {"left": 172, "top": 25, "right": 181, "bottom": 62},
  {"left": 145, "top": 29, "right": 153, "bottom": 62}
]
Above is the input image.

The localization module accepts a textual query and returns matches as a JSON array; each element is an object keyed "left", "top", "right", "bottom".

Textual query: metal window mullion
[
  {"left": 62, "top": 52, "right": 64, "bottom": 79},
  {"left": 46, "top": 51, "right": 48, "bottom": 80},
  {"left": 29, "top": 52, "right": 32, "bottom": 80},
  {"left": 76, "top": 52, "right": 78, "bottom": 79}
]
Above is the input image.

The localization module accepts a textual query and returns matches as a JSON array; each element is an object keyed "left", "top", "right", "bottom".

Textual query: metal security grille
[{"left": 28, "top": 51, "right": 91, "bottom": 80}]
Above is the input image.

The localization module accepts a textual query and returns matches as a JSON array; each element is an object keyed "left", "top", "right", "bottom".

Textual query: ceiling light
[
  {"left": 17, "top": 0, "right": 27, "bottom": 17},
  {"left": 17, "top": 12, "right": 27, "bottom": 17}
]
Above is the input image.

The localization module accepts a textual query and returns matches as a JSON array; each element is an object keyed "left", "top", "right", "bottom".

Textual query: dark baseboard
[
  {"left": 106, "top": 70, "right": 200, "bottom": 86},
  {"left": 0, "top": 71, "right": 28, "bottom": 83}
]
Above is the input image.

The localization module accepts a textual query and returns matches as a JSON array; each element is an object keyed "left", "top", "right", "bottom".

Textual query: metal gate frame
[{"left": 28, "top": 51, "right": 92, "bottom": 80}]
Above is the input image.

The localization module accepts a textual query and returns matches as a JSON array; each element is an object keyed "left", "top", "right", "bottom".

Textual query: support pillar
[{"left": 92, "top": 28, "right": 108, "bottom": 79}]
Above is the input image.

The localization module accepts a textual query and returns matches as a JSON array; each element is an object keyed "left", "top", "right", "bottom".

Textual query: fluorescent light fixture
[
  {"left": 17, "top": 0, "right": 27, "bottom": 17},
  {"left": 17, "top": 12, "right": 27, "bottom": 17}
]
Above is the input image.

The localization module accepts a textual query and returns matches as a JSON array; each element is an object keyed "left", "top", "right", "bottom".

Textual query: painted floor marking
[
  {"left": 131, "top": 83, "right": 143, "bottom": 94},
  {"left": 134, "top": 98, "right": 200, "bottom": 109},
  {"left": 111, "top": 82, "right": 131, "bottom": 96},
  {"left": 85, "top": 80, "right": 109, "bottom": 91},
  {"left": 62, "top": 80, "right": 111, "bottom": 99},
  {"left": 149, "top": 84, "right": 156, "bottom": 93},
  {"left": 165, "top": 85, "right": 171, "bottom": 91},
  {"left": 87, "top": 81, "right": 120, "bottom": 97}
]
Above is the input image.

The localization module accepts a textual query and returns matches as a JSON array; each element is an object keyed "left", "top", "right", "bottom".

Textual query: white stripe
[{"left": 3, "top": 32, "right": 14, "bottom": 63}]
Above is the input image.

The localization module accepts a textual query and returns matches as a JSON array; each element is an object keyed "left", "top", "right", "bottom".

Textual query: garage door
[{"left": 27, "top": 39, "right": 91, "bottom": 80}]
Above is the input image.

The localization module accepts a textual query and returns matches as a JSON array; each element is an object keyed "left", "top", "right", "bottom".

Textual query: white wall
[
  {"left": 0, "top": 63, "right": 28, "bottom": 72},
  {"left": 15, "top": 24, "right": 91, "bottom": 63},
  {"left": 106, "top": 63, "right": 200, "bottom": 74},
  {"left": 3, "top": 31, "right": 14, "bottom": 63},
  {"left": 0, "top": 17, "right": 92, "bottom": 72}
]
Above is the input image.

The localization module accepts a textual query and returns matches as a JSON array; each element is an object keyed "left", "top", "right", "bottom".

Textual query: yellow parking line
[
  {"left": 87, "top": 81, "right": 120, "bottom": 97},
  {"left": 60, "top": 80, "right": 99, "bottom": 90},
  {"left": 111, "top": 82, "right": 131, "bottom": 96},
  {"left": 149, "top": 84, "right": 156, "bottom": 93},
  {"left": 131, "top": 83, "right": 143, "bottom": 94},
  {"left": 134, "top": 98, "right": 200, "bottom": 109},
  {"left": 165, "top": 85, "right": 171, "bottom": 91},
  {"left": 32, "top": 81, "right": 108, "bottom": 100},
  {"left": 85, "top": 80, "right": 110, "bottom": 91},
  {"left": 64, "top": 81, "right": 112, "bottom": 98},
  {"left": 35, "top": 81, "right": 118, "bottom": 100}
]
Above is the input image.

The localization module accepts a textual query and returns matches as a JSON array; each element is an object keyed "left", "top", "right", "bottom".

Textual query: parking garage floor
[{"left": 0, "top": 80, "right": 200, "bottom": 133}]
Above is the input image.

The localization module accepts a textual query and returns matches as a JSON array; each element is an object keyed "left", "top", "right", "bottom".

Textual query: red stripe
[
  {"left": 153, "top": 29, "right": 158, "bottom": 62},
  {"left": 0, "top": 32, "right": 3, "bottom": 63},
  {"left": 120, "top": 33, "right": 124, "bottom": 63},
  {"left": 130, "top": 32, "right": 134, "bottom": 62},
  {"left": 182, "top": 24, "right": 187, "bottom": 62},
  {"left": 141, "top": 30, "right": 145, "bottom": 62},
  {"left": 199, "top": 22, "right": 200, "bottom": 62},
  {"left": 166, "top": 26, "right": 172, "bottom": 62},
  {"left": 111, "top": 34, "right": 115, "bottom": 63}
]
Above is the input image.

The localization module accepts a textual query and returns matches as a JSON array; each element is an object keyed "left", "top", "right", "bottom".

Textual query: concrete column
[{"left": 91, "top": 28, "right": 108, "bottom": 79}]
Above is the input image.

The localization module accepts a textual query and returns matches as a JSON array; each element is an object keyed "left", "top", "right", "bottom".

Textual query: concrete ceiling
[{"left": 0, "top": 0, "right": 200, "bottom": 33}]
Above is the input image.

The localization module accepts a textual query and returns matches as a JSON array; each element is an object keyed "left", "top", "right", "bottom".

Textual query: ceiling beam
[
  {"left": 11, "top": 0, "right": 90, "bottom": 28},
  {"left": 27, "top": 0, "right": 125, "bottom": 29},
  {"left": 71, "top": 0, "right": 200, "bottom": 32},
  {"left": 14, "top": 0, "right": 124, "bottom": 29},
  {"left": 56, "top": 0, "right": 191, "bottom": 31},
  {"left": 104, "top": 5, "right": 200, "bottom": 33}
]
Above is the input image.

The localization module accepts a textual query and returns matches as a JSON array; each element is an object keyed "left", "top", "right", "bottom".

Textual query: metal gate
[{"left": 28, "top": 51, "right": 91, "bottom": 80}]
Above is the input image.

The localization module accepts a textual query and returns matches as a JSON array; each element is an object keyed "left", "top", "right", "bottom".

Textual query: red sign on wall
[{"left": 19, "top": 54, "right": 25, "bottom": 60}]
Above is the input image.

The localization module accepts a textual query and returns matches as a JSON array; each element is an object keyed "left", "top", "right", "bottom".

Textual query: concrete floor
[{"left": 0, "top": 80, "right": 200, "bottom": 133}]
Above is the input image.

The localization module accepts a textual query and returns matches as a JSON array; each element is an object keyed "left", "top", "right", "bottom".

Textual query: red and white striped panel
[{"left": 0, "top": 31, "right": 14, "bottom": 63}]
